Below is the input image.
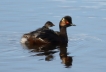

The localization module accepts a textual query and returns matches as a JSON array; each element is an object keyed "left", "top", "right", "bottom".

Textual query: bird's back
[{"left": 36, "top": 29, "right": 59, "bottom": 44}]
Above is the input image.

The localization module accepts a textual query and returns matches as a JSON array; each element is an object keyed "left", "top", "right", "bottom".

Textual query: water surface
[{"left": 0, "top": 0, "right": 106, "bottom": 72}]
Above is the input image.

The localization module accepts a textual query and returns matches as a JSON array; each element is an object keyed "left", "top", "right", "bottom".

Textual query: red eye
[{"left": 66, "top": 21, "right": 69, "bottom": 24}]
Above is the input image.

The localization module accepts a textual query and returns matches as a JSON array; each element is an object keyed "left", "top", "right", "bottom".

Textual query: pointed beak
[
  {"left": 53, "top": 24, "right": 55, "bottom": 26},
  {"left": 70, "top": 23, "right": 76, "bottom": 26}
]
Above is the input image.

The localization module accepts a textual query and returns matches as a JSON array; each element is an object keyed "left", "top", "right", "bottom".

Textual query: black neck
[{"left": 59, "top": 26, "right": 68, "bottom": 43}]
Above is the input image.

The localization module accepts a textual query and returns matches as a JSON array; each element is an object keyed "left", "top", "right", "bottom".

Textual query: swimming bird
[
  {"left": 23, "top": 16, "right": 76, "bottom": 45},
  {"left": 21, "top": 21, "right": 55, "bottom": 44}
]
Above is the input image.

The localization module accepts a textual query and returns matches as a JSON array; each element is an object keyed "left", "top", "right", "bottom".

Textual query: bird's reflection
[
  {"left": 21, "top": 43, "right": 58, "bottom": 61},
  {"left": 21, "top": 42, "right": 73, "bottom": 68},
  {"left": 59, "top": 43, "right": 73, "bottom": 68}
]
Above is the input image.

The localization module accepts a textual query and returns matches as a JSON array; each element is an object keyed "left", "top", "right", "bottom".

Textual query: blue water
[{"left": 0, "top": 0, "right": 106, "bottom": 72}]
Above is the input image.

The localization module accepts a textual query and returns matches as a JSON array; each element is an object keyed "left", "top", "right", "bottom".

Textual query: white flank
[{"left": 20, "top": 38, "right": 27, "bottom": 43}]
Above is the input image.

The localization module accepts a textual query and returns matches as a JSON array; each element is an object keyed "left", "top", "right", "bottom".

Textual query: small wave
[
  {"left": 103, "top": 18, "right": 106, "bottom": 20},
  {"left": 0, "top": 31, "right": 24, "bottom": 47},
  {"left": 87, "top": 16, "right": 96, "bottom": 18},
  {"left": 69, "top": 33, "right": 102, "bottom": 42}
]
